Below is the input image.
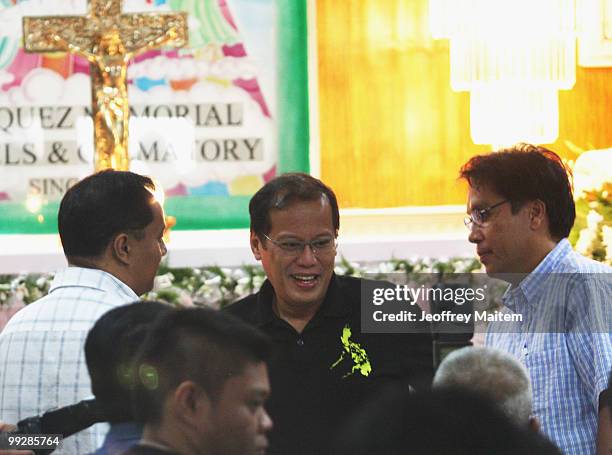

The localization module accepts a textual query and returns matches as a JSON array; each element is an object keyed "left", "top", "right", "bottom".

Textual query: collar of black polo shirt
[{"left": 254, "top": 273, "right": 351, "bottom": 328}]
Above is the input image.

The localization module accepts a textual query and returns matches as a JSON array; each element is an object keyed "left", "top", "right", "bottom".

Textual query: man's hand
[{"left": 0, "top": 423, "right": 33, "bottom": 455}]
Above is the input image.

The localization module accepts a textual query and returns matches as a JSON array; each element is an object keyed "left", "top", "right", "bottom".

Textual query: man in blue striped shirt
[{"left": 460, "top": 144, "right": 611, "bottom": 455}]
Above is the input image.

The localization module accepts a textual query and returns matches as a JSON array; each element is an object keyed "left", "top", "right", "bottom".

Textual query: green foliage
[{"left": 1, "top": 256, "right": 488, "bottom": 308}]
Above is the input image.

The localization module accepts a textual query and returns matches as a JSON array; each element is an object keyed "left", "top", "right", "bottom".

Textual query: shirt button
[{"left": 297, "top": 338, "right": 305, "bottom": 346}]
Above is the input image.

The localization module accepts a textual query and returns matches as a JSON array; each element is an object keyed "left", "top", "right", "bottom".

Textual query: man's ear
[
  {"left": 173, "top": 380, "right": 211, "bottom": 428},
  {"left": 528, "top": 200, "right": 547, "bottom": 230},
  {"left": 528, "top": 415, "right": 540, "bottom": 433},
  {"left": 250, "top": 231, "right": 263, "bottom": 261},
  {"left": 112, "top": 233, "right": 131, "bottom": 265}
]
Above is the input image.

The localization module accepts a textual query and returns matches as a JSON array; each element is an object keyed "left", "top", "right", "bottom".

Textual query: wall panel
[{"left": 316, "top": 0, "right": 612, "bottom": 208}]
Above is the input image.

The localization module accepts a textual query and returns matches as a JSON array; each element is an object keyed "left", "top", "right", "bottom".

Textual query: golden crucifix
[{"left": 23, "top": 1, "right": 188, "bottom": 171}]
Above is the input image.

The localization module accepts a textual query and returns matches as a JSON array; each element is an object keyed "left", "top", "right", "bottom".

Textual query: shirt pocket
[{"left": 524, "top": 346, "right": 562, "bottom": 417}]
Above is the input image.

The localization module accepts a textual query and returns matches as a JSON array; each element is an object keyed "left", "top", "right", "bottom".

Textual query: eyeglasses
[
  {"left": 262, "top": 233, "right": 337, "bottom": 255},
  {"left": 464, "top": 200, "right": 510, "bottom": 230}
]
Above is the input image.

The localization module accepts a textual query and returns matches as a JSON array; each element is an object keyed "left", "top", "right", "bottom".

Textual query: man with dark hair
[
  {"left": 459, "top": 144, "right": 611, "bottom": 455},
  {"left": 226, "top": 173, "right": 433, "bottom": 455},
  {"left": 125, "top": 308, "right": 273, "bottom": 455},
  {"left": 85, "top": 301, "right": 174, "bottom": 455},
  {"left": 0, "top": 170, "right": 167, "bottom": 454}
]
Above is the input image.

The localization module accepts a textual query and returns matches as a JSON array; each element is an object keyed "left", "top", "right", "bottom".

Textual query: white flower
[
  {"left": 153, "top": 273, "right": 174, "bottom": 290},
  {"left": 10, "top": 278, "right": 21, "bottom": 291},
  {"left": 586, "top": 210, "right": 604, "bottom": 229},
  {"left": 197, "top": 285, "right": 223, "bottom": 304},
  {"left": 575, "top": 227, "right": 597, "bottom": 255},
  {"left": 231, "top": 269, "right": 248, "bottom": 280},
  {"left": 205, "top": 276, "right": 222, "bottom": 286},
  {"left": 252, "top": 275, "right": 265, "bottom": 290},
  {"left": 234, "top": 281, "right": 253, "bottom": 298}
]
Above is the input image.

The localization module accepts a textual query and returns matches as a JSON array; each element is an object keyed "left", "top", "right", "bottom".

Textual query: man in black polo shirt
[{"left": 226, "top": 173, "right": 433, "bottom": 455}]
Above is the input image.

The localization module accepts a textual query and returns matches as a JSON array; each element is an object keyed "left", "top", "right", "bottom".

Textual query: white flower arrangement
[
  {"left": 0, "top": 256, "right": 484, "bottom": 310},
  {"left": 570, "top": 183, "right": 611, "bottom": 265}
]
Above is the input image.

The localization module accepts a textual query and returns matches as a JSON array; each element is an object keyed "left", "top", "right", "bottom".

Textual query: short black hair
[
  {"left": 132, "top": 308, "right": 271, "bottom": 424},
  {"left": 334, "top": 387, "right": 561, "bottom": 455},
  {"left": 459, "top": 144, "right": 575, "bottom": 239},
  {"left": 85, "top": 301, "right": 174, "bottom": 423},
  {"left": 58, "top": 170, "right": 156, "bottom": 259},
  {"left": 249, "top": 173, "right": 339, "bottom": 237}
]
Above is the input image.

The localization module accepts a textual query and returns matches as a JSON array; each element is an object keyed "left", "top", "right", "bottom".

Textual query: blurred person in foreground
[
  {"left": 124, "top": 308, "right": 273, "bottom": 455},
  {"left": 86, "top": 301, "right": 174, "bottom": 454},
  {"left": 334, "top": 387, "right": 562, "bottom": 455}
]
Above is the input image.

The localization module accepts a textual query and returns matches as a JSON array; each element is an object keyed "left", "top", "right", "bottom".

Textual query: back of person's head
[
  {"left": 249, "top": 173, "right": 340, "bottom": 238},
  {"left": 459, "top": 143, "right": 575, "bottom": 240},
  {"left": 433, "top": 346, "right": 533, "bottom": 428},
  {"left": 132, "top": 307, "right": 271, "bottom": 424},
  {"left": 334, "top": 388, "right": 561, "bottom": 455},
  {"left": 59, "top": 170, "right": 156, "bottom": 260},
  {"left": 85, "top": 301, "right": 174, "bottom": 423}
]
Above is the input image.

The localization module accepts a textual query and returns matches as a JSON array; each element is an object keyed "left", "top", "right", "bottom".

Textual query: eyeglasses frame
[
  {"left": 464, "top": 199, "right": 510, "bottom": 230},
  {"left": 261, "top": 232, "right": 337, "bottom": 255}
]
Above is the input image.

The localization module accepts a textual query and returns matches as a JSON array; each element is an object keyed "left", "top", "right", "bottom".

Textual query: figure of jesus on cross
[{"left": 23, "top": 0, "right": 187, "bottom": 171}]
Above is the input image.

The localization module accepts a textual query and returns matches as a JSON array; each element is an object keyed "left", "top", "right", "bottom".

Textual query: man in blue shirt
[{"left": 459, "top": 143, "right": 611, "bottom": 454}]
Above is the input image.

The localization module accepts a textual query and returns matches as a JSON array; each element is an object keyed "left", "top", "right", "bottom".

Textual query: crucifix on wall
[{"left": 22, "top": 0, "right": 188, "bottom": 171}]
